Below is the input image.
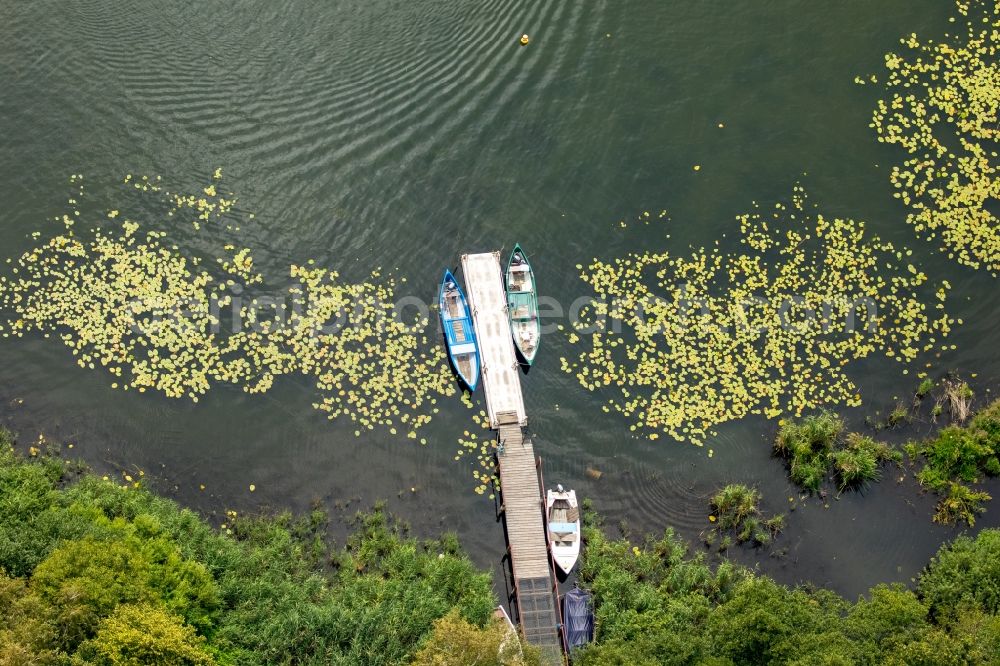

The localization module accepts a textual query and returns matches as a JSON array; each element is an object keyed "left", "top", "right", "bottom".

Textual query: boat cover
[{"left": 562, "top": 587, "right": 594, "bottom": 650}]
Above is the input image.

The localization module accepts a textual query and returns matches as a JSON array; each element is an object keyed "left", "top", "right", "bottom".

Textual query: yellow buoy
[{"left": 520, "top": 34, "right": 530, "bottom": 45}]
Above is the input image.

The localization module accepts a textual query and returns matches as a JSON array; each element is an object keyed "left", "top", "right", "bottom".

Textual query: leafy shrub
[
  {"left": 76, "top": 604, "right": 216, "bottom": 666},
  {"left": 0, "top": 446, "right": 497, "bottom": 665},
  {"left": 706, "top": 577, "right": 847, "bottom": 665},
  {"left": 0, "top": 572, "right": 61, "bottom": 665},
  {"left": 843, "top": 584, "right": 928, "bottom": 653},
  {"left": 411, "top": 609, "right": 539, "bottom": 666},
  {"left": 919, "top": 530, "right": 1000, "bottom": 617},
  {"left": 577, "top": 507, "right": 1000, "bottom": 665},
  {"left": 30, "top": 533, "right": 218, "bottom": 649}
]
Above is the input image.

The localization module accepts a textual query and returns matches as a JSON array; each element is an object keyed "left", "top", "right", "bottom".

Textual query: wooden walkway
[
  {"left": 461, "top": 251, "right": 562, "bottom": 664},
  {"left": 461, "top": 252, "right": 527, "bottom": 428},
  {"left": 496, "top": 414, "right": 562, "bottom": 664}
]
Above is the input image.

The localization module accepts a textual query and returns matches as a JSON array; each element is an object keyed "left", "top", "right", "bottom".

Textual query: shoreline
[{"left": 2, "top": 374, "right": 999, "bottom": 604}]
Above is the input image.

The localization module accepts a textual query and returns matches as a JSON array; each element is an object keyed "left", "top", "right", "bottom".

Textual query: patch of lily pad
[
  {"left": 867, "top": 0, "right": 1000, "bottom": 273},
  {"left": 454, "top": 407, "right": 499, "bottom": 497},
  {"left": 563, "top": 184, "right": 954, "bottom": 443},
  {"left": 0, "top": 173, "right": 457, "bottom": 437}
]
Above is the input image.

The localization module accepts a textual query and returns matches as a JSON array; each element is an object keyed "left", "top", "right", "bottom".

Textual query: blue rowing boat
[{"left": 439, "top": 270, "right": 480, "bottom": 392}]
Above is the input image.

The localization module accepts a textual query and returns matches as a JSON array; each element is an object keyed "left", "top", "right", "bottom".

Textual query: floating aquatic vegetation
[
  {"left": 0, "top": 218, "right": 241, "bottom": 400},
  {"left": 219, "top": 246, "right": 262, "bottom": 285},
  {"left": 273, "top": 263, "right": 456, "bottom": 430},
  {"left": 163, "top": 168, "right": 237, "bottom": 230},
  {"left": 563, "top": 184, "right": 954, "bottom": 443},
  {"left": 868, "top": 0, "right": 1000, "bottom": 273},
  {"left": 0, "top": 173, "right": 457, "bottom": 434},
  {"left": 455, "top": 408, "right": 497, "bottom": 497}
]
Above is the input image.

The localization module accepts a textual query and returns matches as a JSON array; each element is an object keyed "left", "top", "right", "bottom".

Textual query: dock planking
[
  {"left": 461, "top": 252, "right": 527, "bottom": 428},
  {"left": 496, "top": 413, "right": 562, "bottom": 664}
]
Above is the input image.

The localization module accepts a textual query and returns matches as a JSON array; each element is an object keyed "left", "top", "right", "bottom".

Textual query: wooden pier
[
  {"left": 461, "top": 252, "right": 527, "bottom": 428},
  {"left": 461, "top": 252, "right": 563, "bottom": 664}
]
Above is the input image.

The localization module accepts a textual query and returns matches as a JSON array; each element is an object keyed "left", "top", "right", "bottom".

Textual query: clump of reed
[
  {"left": 774, "top": 411, "right": 843, "bottom": 492},
  {"left": 885, "top": 403, "right": 910, "bottom": 429},
  {"left": 906, "top": 398, "right": 1000, "bottom": 526},
  {"left": 831, "top": 433, "right": 901, "bottom": 490},
  {"left": 709, "top": 484, "right": 784, "bottom": 548},
  {"left": 944, "top": 378, "right": 975, "bottom": 424},
  {"left": 933, "top": 482, "right": 992, "bottom": 527},
  {"left": 775, "top": 412, "right": 901, "bottom": 493}
]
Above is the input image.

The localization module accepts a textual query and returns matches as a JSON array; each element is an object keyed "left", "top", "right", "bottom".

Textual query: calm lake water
[{"left": 2, "top": 0, "right": 997, "bottom": 599}]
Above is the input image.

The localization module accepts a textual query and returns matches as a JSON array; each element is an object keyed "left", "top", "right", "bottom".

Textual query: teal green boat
[{"left": 505, "top": 244, "right": 540, "bottom": 365}]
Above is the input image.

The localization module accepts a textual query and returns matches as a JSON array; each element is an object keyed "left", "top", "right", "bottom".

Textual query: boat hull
[
  {"left": 505, "top": 244, "right": 540, "bottom": 365},
  {"left": 546, "top": 488, "right": 580, "bottom": 576},
  {"left": 439, "top": 270, "right": 481, "bottom": 392}
]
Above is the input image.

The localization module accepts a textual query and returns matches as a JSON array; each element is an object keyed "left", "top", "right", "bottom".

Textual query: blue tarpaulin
[{"left": 562, "top": 587, "right": 594, "bottom": 650}]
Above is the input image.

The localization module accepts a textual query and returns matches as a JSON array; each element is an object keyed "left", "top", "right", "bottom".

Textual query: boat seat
[
  {"left": 548, "top": 522, "right": 578, "bottom": 533},
  {"left": 451, "top": 342, "right": 476, "bottom": 355}
]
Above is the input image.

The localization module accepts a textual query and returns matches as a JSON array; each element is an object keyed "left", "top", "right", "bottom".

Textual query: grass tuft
[{"left": 709, "top": 484, "right": 783, "bottom": 548}]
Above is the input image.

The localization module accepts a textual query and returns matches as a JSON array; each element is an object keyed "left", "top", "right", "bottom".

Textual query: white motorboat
[{"left": 546, "top": 485, "right": 581, "bottom": 575}]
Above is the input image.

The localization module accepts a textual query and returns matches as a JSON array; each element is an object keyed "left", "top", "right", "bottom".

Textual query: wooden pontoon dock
[{"left": 461, "top": 251, "right": 563, "bottom": 665}]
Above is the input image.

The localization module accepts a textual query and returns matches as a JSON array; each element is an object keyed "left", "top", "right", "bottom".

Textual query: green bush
[
  {"left": 706, "top": 577, "right": 846, "bottom": 665},
  {"left": 576, "top": 506, "right": 1000, "bottom": 665},
  {"left": 0, "top": 446, "right": 496, "bottom": 665},
  {"left": 411, "top": 609, "right": 539, "bottom": 666},
  {"left": 0, "top": 572, "right": 61, "bottom": 665},
  {"left": 76, "top": 604, "right": 216, "bottom": 666},
  {"left": 843, "top": 584, "right": 928, "bottom": 654},
  {"left": 6, "top": 430, "right": 1000, "bottom": 666},
  {"left": 30, "top": 533, "right": 218, "bottom": 649},
  {"left": 919, "top": 530, "right": 1000, "bottom": 618}
]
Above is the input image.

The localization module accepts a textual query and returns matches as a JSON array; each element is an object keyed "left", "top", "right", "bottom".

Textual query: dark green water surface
[{"left": 2, "top": 0, "right": 997, "bottom": 598}]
